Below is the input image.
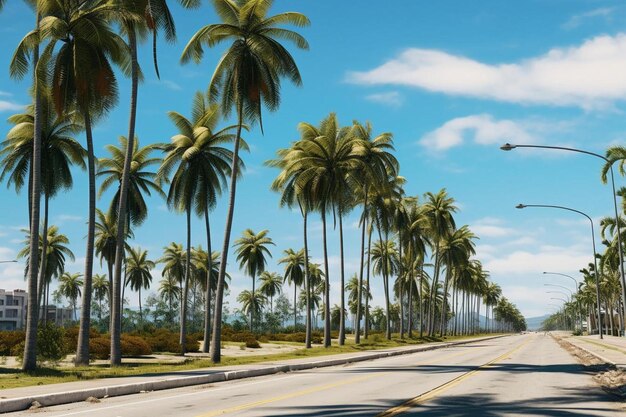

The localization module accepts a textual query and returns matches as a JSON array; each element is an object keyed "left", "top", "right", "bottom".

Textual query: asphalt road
[{"left": 12, "top": 333, "right": 625, "bottom": 416}]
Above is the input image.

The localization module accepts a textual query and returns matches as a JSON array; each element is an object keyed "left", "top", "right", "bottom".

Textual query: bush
[
  {"left": 37, "top": 322, "right": 66, "bottom": 362},
  {"left": 0, "top": 331, "right": 24, "bottom": 356},
  {"left": 142, "top": 329, "right": 198, "bottom": 353},
  {"left": 89, "top": 336, "right": 110, "bottom": 360},
  {"left": 245, "top": 337, "right": 260, "bottom": 349},
  {"left": 120, "top": 335, "right": 152, "bottom": 357}
]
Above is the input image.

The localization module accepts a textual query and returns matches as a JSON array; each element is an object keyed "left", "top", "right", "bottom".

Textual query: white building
[{"left": 0, "top": 289, "right": 28, "bottom": 330}]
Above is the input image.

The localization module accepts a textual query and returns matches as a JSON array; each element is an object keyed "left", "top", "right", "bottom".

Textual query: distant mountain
[{"left": 525, "top": 315, "right": 549, "bottom": 330}]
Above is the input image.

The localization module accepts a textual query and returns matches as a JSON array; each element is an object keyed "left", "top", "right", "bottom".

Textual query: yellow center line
[
  {"left": 376, "top": 336, "right": 533, "bottom": 417},
  {"left": 194, "top": 343, "right": 491, "bottom": 417}
]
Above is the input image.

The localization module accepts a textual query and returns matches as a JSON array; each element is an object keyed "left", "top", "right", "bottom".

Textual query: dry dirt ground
[{"left": 556, "top": 335, "right": 626, "bottom": 399}]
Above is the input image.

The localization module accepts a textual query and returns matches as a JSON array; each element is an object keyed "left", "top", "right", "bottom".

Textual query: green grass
[{"left": 0, "top": 333, "right": 501, "bottom": 390}]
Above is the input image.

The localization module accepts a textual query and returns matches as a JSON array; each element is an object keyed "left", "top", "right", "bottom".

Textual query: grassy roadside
[{"left": 0, "top": 333, "right": 503, "bottom": 390}]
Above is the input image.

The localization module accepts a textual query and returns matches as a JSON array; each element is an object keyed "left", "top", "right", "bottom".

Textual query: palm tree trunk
[
  {"left": 211, "top": 106, "right": 244, "bottom": 363},
  {"left": 399, "top": 282, "right": 405, "bottom": 339},
  {"left": 355, "top": 188, "right": 368, "bottom": 344},
  {"left": 138, "top": 287, "right": 142, "bottom": 325},
  {"left": 428, "top": 242, "right": 441, "bottom": 337},
  {"left": 108, "top": 29, "right": 139, "bottom": 367},
  {"left": 202, "top": 209, "right": 212, "bottom": 353},
  {"left": 37, "top": 194, "right": 49, "bottom": 320},
  {"left": 408, "top": 270, "right": 414, "bottom": 338},
  {"left": 439, "top": 266, "right": 451, "bottom": 337},
  {"left": 180, "top": 207, "right": 191, "bottom": 355},
  {"left": 22, "top": 11, "right": 42, "bottom": 372},
  {"left": 250, "top": 273, "right": 255, "bottom": 332},
  {"left": 293, "top": 285, "right": 297, "bottom": 331},
  {"left": 321, "top": 209, "right": 331, "bottom": 348},
  {"left": 338, "top": 214, "right": 346, "bottom": 345},
  {"left": 76, "top": 111, "right": 96, "bottom": 366},
  {"left": 301, "top": 206, "right": 311, "bottom": 348},
  {"left": 107, "top": 260, "right": 113, "bottom": 331},
  {"left": 364, "top": 223, "right": 373, "bottom": 339},
  {"left": 419, "top": 263, "right": 424, "bottom": 338},
  {"left": 398, "top": 232, "right": 404, "bottom": 339}
]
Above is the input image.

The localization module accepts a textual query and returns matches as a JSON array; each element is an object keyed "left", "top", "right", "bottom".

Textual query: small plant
[{"left": 245, "top": 337, "right": 261, "bottom": 349}]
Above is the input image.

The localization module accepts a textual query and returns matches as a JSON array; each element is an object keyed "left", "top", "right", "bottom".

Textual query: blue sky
[{"left": 1, "top": 0, "right": 626, "bottom": 319}]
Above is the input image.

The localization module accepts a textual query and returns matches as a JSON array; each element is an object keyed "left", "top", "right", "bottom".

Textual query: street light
[
  {"left": 0, "top": 260, "right": 17, "bottom": 264},
  {"left": 502, "top": 142, "right": 625, "bottom": 336},
  {"left": 543, "top": 272, "right": 578, "bottom": 292},
  {"left": 517, "top": 203, "right": 603, "bottom": 338},
  {"left": 543, "top": 282, "right": 581, "bottom": 331},
  {"left": 547, "top": 290, "right": 571, "bottom": 302}
]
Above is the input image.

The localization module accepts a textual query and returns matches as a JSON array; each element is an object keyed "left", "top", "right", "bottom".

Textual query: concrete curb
[
  {"left": 564, "top": 337, "right": 626, "bottom": 371},
  {"left": 0, "top": 335, "right": 505, "bottom": 413}
]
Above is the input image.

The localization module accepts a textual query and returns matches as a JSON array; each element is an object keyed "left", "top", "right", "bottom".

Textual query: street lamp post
[
  {"left": 0, "top": 260, "right": 17, "bottom": 264},
  {"left": 543, "top": 272, "right": 578, "bottom": 292},
  {"left": 544, "top": 282, "right": 581, "bottom": 331},
  {"left": 551, "top": 297, "right": 572, "bottom": 330},
  {"left": 517, "top": 203, "right": 603, "bottom": 338},
  {"left": 502, "top": 143, "right": 625, "bottom": 337}
]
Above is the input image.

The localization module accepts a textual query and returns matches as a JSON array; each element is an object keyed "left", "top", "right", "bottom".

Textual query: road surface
[{"left": 11, "top": 333, "right": 625, "bottom": 416}]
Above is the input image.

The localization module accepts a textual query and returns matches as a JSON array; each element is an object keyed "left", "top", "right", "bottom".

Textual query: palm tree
[
  {"left": 423, "top": 189, "right": 457, "bottom": 336},
  {"left": 157, "top": 92, "right": 240, "bottom": 355},
  {"left": 157, "top": 241, "right": 188, "bottom": 351},
  {"left": 237, "top": 290, "right": 267, "bottom": 327},
  {"left": 181, "top": 0, "right": 309, "bottom": 363},
  {"left": 109, "top": 0, "right": 200, "bottom": 365},
  {"left": 93, "top": 274, "right": 109, "bottom": 323},
  {"left": 125, "top": 247, "right": 155, "bottom": 324},
  {"left": 439, "top": 225, "right": 476, "bottom": 336},
  {"left": 259, "top": 271, "right": 282, "bottom": 313},
  {"left": 370, "top": 239, "right": 399, "bottom": 339},
  {"left": 58, "top": 272, "right": 83, "bottom": 321},
  {"left": 234, "top": 229, "right": 274, "bottom": 331},
  {"left": 95, "top": 209, "right": 132, "bottom": 312},
  {"left": 32, "top": 0, "right": 132, "bottom": 366},
  {"left": 98, "top": 136, "right": 165, "bottom": 228},
  {"left": 9, "top": 0, "right": 44, "bottom": 372},
  {"left": 1, "top": 90, "right": 85, "bottom": 316},
  {"left": 351, "top": 121, "right": 397, "bottom": 344},
  {"left": 279, "top": 248, "right": 305, "bottom": 329},
  {"left": 159, "top": 275, "right": 181, "bottom": 323},
  {"left": 17, "top": 225, "right": 75, "bottom": 318}
]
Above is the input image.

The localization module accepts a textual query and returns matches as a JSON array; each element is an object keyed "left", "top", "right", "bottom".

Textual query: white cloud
[
  {"left": 484, "top": 248, "right": 590, "bottom": 275},
  {"left": 348, "top": 33, "right": 626, "bottom": 109},
  {"left": 420, "top": 114, "right": 536, "bottom": 151},
  {"left": 56, "top": 214, "right": 84, "bottom": 224},
  {"left": 0, "top": 100, "right": 23, "bottom": 112},
  {"left": 365, "top": 91, "right": 403, "bottom": 107},
  {"left": 562, "top": 7, "right": 616, "bottom": 30},
  {"left": 470, "top": 217, "right": 517, "bottom": 238},
  {"left": 160, "top": 80, "right": 182, "bottom": 91}
]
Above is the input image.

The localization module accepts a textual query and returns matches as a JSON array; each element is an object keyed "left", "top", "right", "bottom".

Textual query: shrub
[
  {"left": 245, "top": 337, "right": 260, "bottom": 349},
  {"left": 142, "top": 329, "right": 198, "bottom": 353},
  {"left": 0, "top": 331, "right": 24, "bottom": 356},
  {"left": 89, "top": 337, "right": 110, "bottom": 360},
  {"left": 37, "top": 322, "right": 66, "bottom": 362},
  {"left": 120, "top": 335, "right": 152, "bottom": 357}
]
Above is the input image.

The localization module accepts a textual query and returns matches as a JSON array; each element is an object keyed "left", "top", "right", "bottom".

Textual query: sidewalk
[
  {"left": 0, "top": 335, "right": 504, "bottom": 413},
  {"left": 565, "top": 334, "right": 626, "bottom": 370}
]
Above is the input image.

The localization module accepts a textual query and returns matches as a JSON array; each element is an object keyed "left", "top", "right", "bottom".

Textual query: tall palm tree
[
  {"left": 31, "top": 0, "right": 132, "bottom": 366},
  {"left": 370, "top": 239, "right": 399, "bottom": 339},
  {"left": 9, "top": 0, "right": 44, "bottom": 372},
  {"left": 109, "top": 0, "right": 200, "bottom": 365},
  {"left": 58, "top": 272, "right": 83, "bottom": 321},
  {"left": 351, "top": 121, "right": 397, "bottom": 344},
  {"left": 234, "top": 229, "right": 274, "bottom": 331},
  {"left": 157, "top": 92, "right": 240, "bottom": 354},
  {"left": 439, "top": 225, "right": 476, "bottom": 336},
  {"left": 125, "top": 247, "right": 155, "bottom": 324},
  {"left": 423, "top": 189, "right": 457, "bottom": 336},
  {"left": 259, "top": 271, "right": 282, "bottom": 313},
  {"left": 157, "top": 241, "right": 188, "bottom": 351},
  {"left": 279, "top": 248, "right": 305, "bottom": 329},
  {"left": 181, "top": 0, "right": 309, "bottom": 363},
  {"left": 237, "top": 290, "right": 267, "bottom": 326}
]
